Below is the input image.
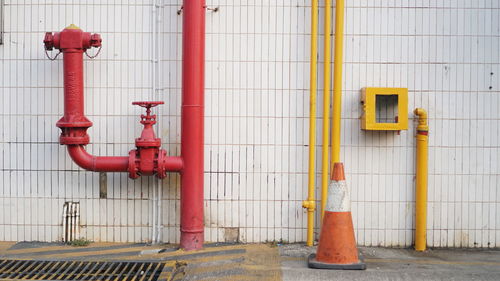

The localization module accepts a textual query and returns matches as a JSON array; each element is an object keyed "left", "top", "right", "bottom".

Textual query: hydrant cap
[{"left": 65, "top": 24, "right": 81, "bottom": 30}]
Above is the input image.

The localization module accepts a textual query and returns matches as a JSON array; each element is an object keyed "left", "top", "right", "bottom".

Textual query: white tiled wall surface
[{"left": 0, "top": 0, "right": 499, "bottom": 247}]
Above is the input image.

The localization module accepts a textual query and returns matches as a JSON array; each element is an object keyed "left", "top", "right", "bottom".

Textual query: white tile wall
[{"left": 0, "top": 0, "right": 498, "bottom": 247}]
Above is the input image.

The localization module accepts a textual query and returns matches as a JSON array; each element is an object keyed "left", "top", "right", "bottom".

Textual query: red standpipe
[
  {"left": 180, "top": 0, "right": 206, "bottom": 250},
  {"left": 44, "top": 18, "right": 205, "bottom": 250},
  {"left": 44, "top": 25, "right": 183, "bottom": 178}
]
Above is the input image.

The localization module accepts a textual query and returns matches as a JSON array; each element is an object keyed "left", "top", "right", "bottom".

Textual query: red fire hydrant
[
  {"left": 44, "top": 24, "right": 182, "bottom": 179},
  {"left": 44, "top": 24, "right": 101, "bottom": 146}
]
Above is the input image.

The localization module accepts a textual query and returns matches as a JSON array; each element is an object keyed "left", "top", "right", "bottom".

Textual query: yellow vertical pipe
[
  {"left": 302, "top": 0, "right": 319, "bottom": 247},
  {"left": 414, "top": 108, "right": 429, "bottom": 252},
  {"left": 331, "top": 0, "right": 345, "bottom": 163},
  {"left": 320, "top": 0, "right": 332, "bottom": 221}
]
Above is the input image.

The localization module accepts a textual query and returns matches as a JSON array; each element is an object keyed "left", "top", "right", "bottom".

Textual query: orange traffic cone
[{"left": 308, "top": 162, "right": 366, "bottom": 270}]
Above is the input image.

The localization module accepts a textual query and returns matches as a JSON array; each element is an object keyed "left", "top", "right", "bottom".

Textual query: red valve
[
  {"left": 133, "top": 101, "right": 164, "bottom": 125},
  {"left": 132, "top": 101, "right": 164, "bottom": 107},
  {"left": 128, "top": 101, "right": 166, "bottom": 179},
  {"left": 132, "top": 101, "right": 164, "bottom": 119},
  {"left": 132, "top": 100, "right": 164, "bottom": 144}
]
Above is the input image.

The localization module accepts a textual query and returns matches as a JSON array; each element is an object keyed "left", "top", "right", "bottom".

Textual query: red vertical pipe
[
  {"left": 180, "top": 0, "right": 205, "bottom": 250},
  {"left": 54, "top": 31, "right": 93, "bottom": 130},
  {"left": 61, "top": 51, "right": 87, "bottom": 125}
]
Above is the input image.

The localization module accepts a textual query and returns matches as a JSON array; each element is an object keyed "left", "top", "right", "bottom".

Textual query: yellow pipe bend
[{"left": 414, "top": 108, "right": 428, "bottom": 128}]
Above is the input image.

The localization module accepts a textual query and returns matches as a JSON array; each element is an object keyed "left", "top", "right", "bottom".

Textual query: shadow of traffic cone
[{"left": 308, "top": 162, "right": 366, "bottom": 270}]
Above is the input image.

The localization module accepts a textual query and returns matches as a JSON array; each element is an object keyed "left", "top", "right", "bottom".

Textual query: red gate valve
[
  {"left": 128, "top": 101, "right": 168, "bottom": 179},
  {"left": 132, "top": 101, "right": 164, "bottom": 148}
]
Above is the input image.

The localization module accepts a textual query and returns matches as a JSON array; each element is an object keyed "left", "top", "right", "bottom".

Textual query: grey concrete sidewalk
[{"left": 280, "top": 244, "right": 500, "bottom": 281}]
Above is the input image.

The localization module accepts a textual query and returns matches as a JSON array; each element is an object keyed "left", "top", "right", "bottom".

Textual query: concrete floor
[
  {"left": 280, "top": 244, "right": 500, "bottom": 281},
  {"left": 0, "top": 241, "right": 282, "bottom": 281},
  {"left": 0, "top": 242, "right": 499, "bottom": 280}
]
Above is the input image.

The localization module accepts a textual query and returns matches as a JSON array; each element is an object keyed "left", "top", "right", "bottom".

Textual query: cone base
[{"left": 308, "top": 254, "right": 366, "bottom": 270}]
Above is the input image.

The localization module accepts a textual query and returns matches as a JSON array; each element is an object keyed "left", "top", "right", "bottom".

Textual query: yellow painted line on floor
[
  {"left": 123, "top": 252, "right": 245, "bottom": 265},
  {"left": 200, "top": 275, "right": 253, "bottom": 281},
  {"left": 185, "top": 262, "right": 242, "bottom": 276},
  {"left": 2, "top": 243, "right": 245, "bottom": 259},
  {"left": 148, "top": 244, "right": 247, "bottom": 259},
  {"left": 118, "top": 248, "right": 246, "bottom": 262},
  {"left": 3, "top": 245, "right": 69, "bottom": 255},
  {"left": 26, "top": 246, "right": 161, "bottom": 259},
  {"left": 157, "top": 268, "right": 174, "bottom": 281},
  {"left": 181, "top": 253, "right": 245, "bottom": 264},
  {"left": 3, "top": 242, "right": 143, "bottom": 255},
  {"left": 0, "top": 242, "right": 15, "bottom": 253}
]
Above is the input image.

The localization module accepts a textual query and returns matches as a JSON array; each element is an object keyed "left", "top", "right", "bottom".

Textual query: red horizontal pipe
[
  {"left": 68, "top": 145, "right": 129, "bottom": 172},
  {"left": 164, "top": 156, "right": 184, "bottom": 172}
]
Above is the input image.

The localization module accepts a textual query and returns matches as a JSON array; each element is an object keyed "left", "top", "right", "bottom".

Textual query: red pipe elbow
[{"left": 67, "top": 145, "right": 129, "bottom": 172}]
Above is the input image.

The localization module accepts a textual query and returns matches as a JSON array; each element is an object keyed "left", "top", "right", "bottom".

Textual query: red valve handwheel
[{"left": 132, "top": 101, "right": 164, "bottom": 108}]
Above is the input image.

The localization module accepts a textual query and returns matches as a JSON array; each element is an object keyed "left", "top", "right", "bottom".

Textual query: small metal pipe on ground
[
  {"left": 414, "top": 108, "right": 429, "bottom": 251},
  {"left": 75, "top": 202, "right": 80, "bottom": 240},
  {"left": 62, "top": 203, "right": 67, "bottom": 242}
]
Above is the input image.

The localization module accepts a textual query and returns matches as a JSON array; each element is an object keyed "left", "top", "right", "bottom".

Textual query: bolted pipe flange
[
  {"left": 128, "top": 150, "right": 140, "bottom": 179},
  {"left": 156, "top": 149, "right": 168, "bottom": 179},
  {"left": 59, "top": 127, "right": 90, "bottom": 145}
]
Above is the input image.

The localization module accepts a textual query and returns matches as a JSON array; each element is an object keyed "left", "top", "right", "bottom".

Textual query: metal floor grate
[{"left": 0, "top": 259, "right": 166, "bottom": 281}]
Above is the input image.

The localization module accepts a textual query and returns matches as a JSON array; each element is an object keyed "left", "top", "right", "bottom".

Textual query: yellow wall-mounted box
[{"left": 361, "top": 87, "right": 408, "bottom": 131}]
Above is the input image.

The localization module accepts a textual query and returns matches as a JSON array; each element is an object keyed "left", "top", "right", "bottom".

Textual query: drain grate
[{"left": 0, "top": 259, "right": 167, "bottom": 281}]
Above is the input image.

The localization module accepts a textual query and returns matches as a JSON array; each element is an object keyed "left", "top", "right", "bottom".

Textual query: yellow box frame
[{"left": 361, "top": 87, "right": 408, "bottom": 131}]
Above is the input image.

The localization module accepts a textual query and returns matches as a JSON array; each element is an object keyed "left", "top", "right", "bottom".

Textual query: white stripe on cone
[{"left": 325, "top": 180, "right": 350, "bottom": 212}]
